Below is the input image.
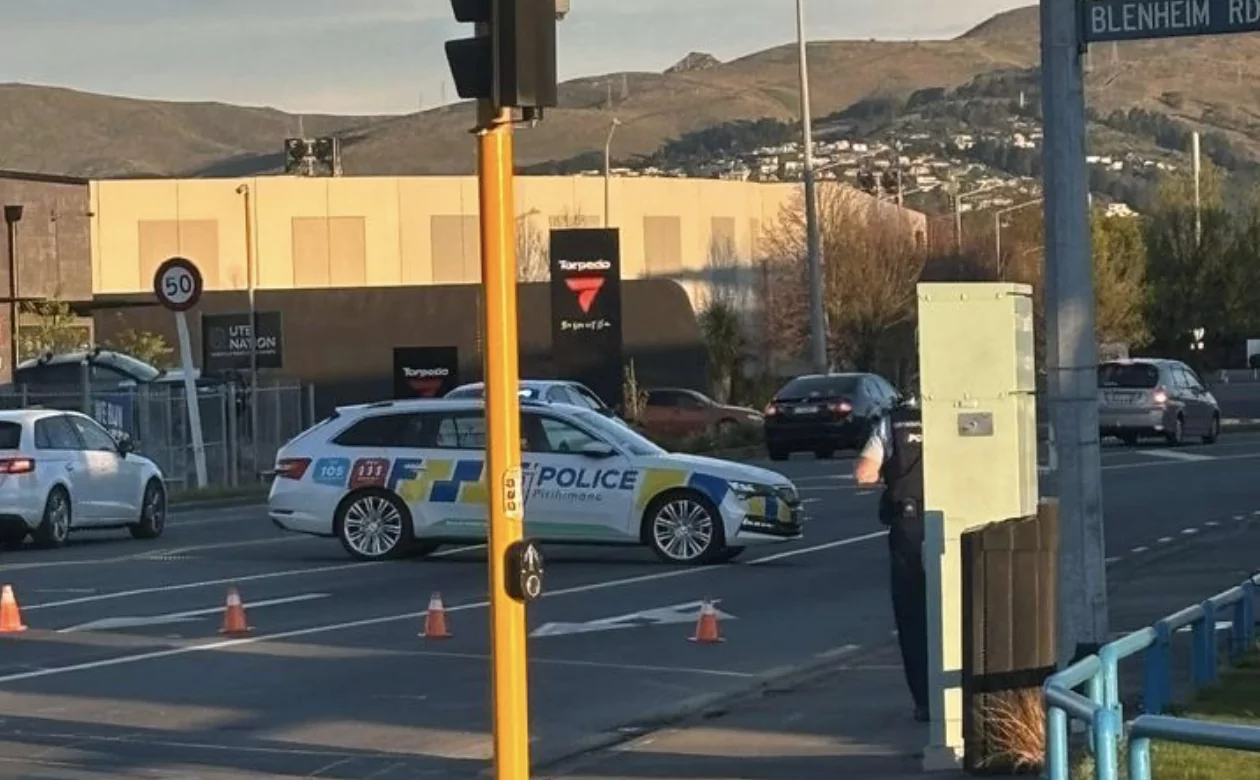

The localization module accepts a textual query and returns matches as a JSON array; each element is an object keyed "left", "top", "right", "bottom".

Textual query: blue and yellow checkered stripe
[
  {"left": 634, "top": 468, "right": 731, "bottom": 509},
  {"left": 393, "top": 458, "right": 488, "bottom": 505}
]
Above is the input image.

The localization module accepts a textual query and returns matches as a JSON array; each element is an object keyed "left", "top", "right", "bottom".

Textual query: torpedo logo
[{"left": 565, "top": 276, "right": 606, "bottom": 314}]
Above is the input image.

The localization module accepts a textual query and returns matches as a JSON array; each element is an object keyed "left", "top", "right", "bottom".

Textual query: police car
[{"left": 267, "top": 397, "right": 804, "bottom": 565}]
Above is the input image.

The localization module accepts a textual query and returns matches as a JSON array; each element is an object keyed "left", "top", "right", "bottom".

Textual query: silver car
[{"left": 1097, "top": 359, "right": 1220, "bottom": 446}]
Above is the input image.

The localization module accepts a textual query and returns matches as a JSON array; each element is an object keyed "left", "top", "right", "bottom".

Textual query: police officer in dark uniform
[{"left": 854, "top": 395, "right": 929, "bottom": 722}]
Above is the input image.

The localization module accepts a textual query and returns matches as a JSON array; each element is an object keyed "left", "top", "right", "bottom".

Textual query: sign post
[{"left": 153, "top": 256, "right": 208, "bottom": 490}]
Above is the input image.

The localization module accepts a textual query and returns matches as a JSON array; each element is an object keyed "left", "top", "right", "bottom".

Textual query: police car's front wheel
[
  {"left": 335, "top": 489, "right": 415, "bottom": 561},
  {"left": 642, "top": 490, "right": 728, "bottom": 565}
]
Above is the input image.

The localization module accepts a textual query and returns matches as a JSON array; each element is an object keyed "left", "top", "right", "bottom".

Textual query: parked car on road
[
  {"left": 639, "top": 388, "right": 763, "bottom": 439},
  {"left": 0, "top": 409, "right": 166, "bottom": 549},
  {"left": 763, "top": 372, "right": 901, "bottom": 460},
  {"left": 445, "top": 379, "right": 619, "bottom": 419},
  {"left": 268, "top": 397, "right": 803, "bottom": 565},
  {"left": 1098, "top": 358, "right": 1220, "bottom": 445}
]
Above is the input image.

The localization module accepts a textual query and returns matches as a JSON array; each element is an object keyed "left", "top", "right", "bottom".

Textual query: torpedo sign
[{"left": 506, "top": 539, "right": 545, "bottom": 603}]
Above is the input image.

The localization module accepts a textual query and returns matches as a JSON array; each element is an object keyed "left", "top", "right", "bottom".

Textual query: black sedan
[{"left": 763, "top": 372, "right": 901, "bottom": 460}]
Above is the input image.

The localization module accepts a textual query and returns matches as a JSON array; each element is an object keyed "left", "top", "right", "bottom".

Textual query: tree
[
  {"left": 1090, "top": 214, "right": 1151, "bottom": 348},
  {"left": 515, "top": 206, "right": 592, "bottom": 282},
  {"left": 1141, "top": 166, "right": 1239, "bottom": 355},
  {"left": 761, "top": 183, "right": 927, "bottom": 373},
  {"left": 104, "top": 328, "right": 176, "bottom": 369},
  {"left": 697, "top": 297, "right": 746, "bottom": 403},
  {"left": 17, "top": 300, "right": 90, "bottom": 362}
]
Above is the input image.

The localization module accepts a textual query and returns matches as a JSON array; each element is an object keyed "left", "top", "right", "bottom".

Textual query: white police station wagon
[{"left": 267, "top": 397, "right": 804, "bottom": 565}]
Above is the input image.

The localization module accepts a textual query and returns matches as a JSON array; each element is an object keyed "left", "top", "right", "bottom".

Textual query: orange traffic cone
[
  {"left": 0, "top": 585, "right": 26, "bottom": 633},
  {"left": 688, "top": 599, "right": 724, "bottom": 644},
  {"left": 420, "top": 592, "right": 451, "bottom": 639},
  {"left": 219, "top": 586, "right": 252, "bottom": 636}
]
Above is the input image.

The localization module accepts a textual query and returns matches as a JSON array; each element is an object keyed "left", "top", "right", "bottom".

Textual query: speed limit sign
[{"left": 153, "top": 256, "right": 204, "bottom": 312}]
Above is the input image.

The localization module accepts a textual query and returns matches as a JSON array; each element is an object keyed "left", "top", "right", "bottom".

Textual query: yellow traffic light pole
[{"left": 477, "top": 101, "right": 531, "bottom": 780}]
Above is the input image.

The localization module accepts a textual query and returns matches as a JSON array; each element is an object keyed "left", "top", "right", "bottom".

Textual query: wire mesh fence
[{"left": 0, "top": 381, "right": 314, "bottom": 491}]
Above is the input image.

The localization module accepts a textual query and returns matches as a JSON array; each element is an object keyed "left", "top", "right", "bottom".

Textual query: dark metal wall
[
  {"left": 0, "top": 171, "right": 93, "bottom": 382},
  {"left": 91, "top": 279, "right": 709, "bottom": 416}
]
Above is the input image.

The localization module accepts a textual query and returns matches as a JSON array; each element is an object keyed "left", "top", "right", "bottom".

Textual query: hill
[{"left": 4, "top": 5, "right": 1260, "bottom": 179}]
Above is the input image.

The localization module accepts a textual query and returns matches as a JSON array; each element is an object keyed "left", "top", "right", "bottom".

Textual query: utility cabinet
[{"left": 917, "top": 282, "right": 1040, "bottom": 771}]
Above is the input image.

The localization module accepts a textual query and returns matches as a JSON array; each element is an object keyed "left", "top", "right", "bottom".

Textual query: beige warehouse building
[{"left": 88, "top": 174, "right": 926, "bottom": 306}]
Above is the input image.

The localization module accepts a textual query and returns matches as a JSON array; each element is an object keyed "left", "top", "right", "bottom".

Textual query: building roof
[{"left": 0, "top": 169, "right": 90, "bottom": 186}]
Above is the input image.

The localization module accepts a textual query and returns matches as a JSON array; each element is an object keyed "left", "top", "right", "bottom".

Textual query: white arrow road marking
[
  {"left": 530, "top": 600, "right": 735, "bottom": 638},
  {"left": 57, "top": 593, "right": 330, "bottom": 633}
]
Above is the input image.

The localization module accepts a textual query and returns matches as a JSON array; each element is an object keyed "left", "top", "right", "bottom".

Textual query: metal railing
[
  {"left": 1043, "top": 572, "right": 1260, "bottom": 780},
  {"left": 0, "top": 382, "right": 315, "bottom": 491}
]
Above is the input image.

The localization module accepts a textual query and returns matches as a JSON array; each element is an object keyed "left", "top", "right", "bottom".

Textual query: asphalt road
[{"left": 0, "top": 433, "right": 1258, "bottom": 778}]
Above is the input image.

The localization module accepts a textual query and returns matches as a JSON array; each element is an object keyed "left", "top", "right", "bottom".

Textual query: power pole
[
  {"left": 1040, "top": 0, "right": 1109, "bottom": 665},
  {"left": 795, "top": 0, "right": 826, "bottom": 373}
]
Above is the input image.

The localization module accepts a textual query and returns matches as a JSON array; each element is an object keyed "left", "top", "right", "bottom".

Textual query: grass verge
[
  {"left": 168, "top": 483, "right": 270, "bottom": 505},
  {"left": 1073, "top": 646, "right": 1260, "bottom": 779},
  {"left": 1149, "top": 647, "right": 1260, "bottom": 779}
]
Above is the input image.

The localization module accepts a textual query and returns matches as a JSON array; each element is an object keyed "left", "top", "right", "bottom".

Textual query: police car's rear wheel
[
  {"left": 335, "top": 490, "right": 414, "bottom": 561},
  {"left": 643, "top": 490, "right": 726, "bottom": 565}
]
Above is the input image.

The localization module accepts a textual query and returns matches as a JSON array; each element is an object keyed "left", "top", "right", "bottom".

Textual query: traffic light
[{"left": 445, "top": 0, "right": 560, "bottom": 111}]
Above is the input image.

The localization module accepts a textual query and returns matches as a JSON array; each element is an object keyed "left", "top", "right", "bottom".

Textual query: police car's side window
[
  {"left": 536, "top": 416, "right": 601, "bottom": 454},
  {"left": 333, "top": 414, "right": 411, "bottom": 447},
  {"left": 433, "top": 413, "right": 487, "bottom": 450}
]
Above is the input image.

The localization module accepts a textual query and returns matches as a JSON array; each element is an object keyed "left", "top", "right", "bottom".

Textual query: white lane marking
[
  {"left": 57, "top": 593, "right": 330, "bottom": 633},
  {"left": 1206, "top": 521, "right": 1220, "bottom": 527},
  {"left": 397, "top": 649, "right": 755, "bottom": 678},
  {"left": 1181, "top": 528, "right": 1198, "bottom": 535},
  {"left": 0, "top": 534, "right": 881, "bottom": 683},
  {"left": 1105, "top": 556, "right": 1122, "bottom": 564},
  {"left": 1137, "top": 450, "right": 1217, "bottom": 462},
  {"left": 747, "top": 530, "right": 887, "bottom": 565},
  {"left": 0, "top": 536, "right": 301, "bottom": 573},
  {"left": 21, "top": 544, "right": 487, "bottom": 612},
  {"left": 1157, "top": 537, "right": 1174, "bottom": 544},
  {"left": 790, "top": 475, "right": 855, "bottom": 484},
  {"left": 1102, "top": 453, "right": 1260, "bottom": 471},
  {"left": 1131, "top": 546, "right": 1148, "bottom": 554},
  {"left": 1176, "top": 621, "right": 1234, "bottom": 634}
]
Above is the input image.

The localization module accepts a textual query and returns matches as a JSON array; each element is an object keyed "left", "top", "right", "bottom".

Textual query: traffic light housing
[{"left": 445, "top": 0, "right": 559, "bottom": 111}]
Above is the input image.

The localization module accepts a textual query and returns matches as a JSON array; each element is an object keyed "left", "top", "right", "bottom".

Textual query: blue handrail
[
  {"left": 1127, "top": 715, "right": 1260, "bottom": 780},
  {"left": 1043, "top": 573, "right": 1259, "bottom": 780}
]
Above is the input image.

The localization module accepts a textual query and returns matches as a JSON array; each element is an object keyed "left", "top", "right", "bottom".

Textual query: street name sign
[{"left": 1081, "top": 0, "right": 1260, "bottom": 43}]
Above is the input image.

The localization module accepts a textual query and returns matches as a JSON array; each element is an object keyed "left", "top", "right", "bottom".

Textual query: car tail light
[
  {"left": 827, "top": 400, "right": 853, "bottom": 415},
  {"left": 275, "top": 457, "right": 311, "bottom": 480},
  {"left": 0, "top": 458, "right": 34, "bottom": 475},
  {"left": 1152, "top": 387, "right": 1169, "bottom": 405}
]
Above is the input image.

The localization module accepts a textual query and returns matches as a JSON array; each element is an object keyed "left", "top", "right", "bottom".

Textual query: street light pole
[
  {"left": 3, "top": 205, "right": 24, "bottom": 376},
  {"left": 993, "top": 198, "right": 1045, "bottom": 271},
  {"left": 235, "top": 184, "right": 260, "bottom": 483},
  {"left": 604, "top": 118, "right": 621, "bottom": 228},
  {"left": 796, "top": 0, "right": 826, "bottom": 373}
]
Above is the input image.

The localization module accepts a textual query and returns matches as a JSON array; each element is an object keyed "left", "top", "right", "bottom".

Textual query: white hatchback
[
  {"left": 0, "top": 409, "right": 168, "bottom": 549},
  {"left": 268, "top": 398, "right": 805, "bottom": 564}
]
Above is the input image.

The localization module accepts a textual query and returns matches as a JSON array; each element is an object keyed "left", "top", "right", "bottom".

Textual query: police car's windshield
[{"left": 571, "top": 409, "right": 665, "bottom": 457}]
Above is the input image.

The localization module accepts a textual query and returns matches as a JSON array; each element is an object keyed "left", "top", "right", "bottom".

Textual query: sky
[{"left": 0, "top": 0, "right": 1030, "bottom": 116}]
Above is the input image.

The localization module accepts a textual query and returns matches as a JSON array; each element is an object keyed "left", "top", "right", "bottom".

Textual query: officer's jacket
[{"left": 880, "top": 404, "right": 924, "bottom": 506}]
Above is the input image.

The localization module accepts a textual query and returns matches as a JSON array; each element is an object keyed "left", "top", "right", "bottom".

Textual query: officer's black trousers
[{"left": 888, "top": 516, "right": 929, "bottom": 710}]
